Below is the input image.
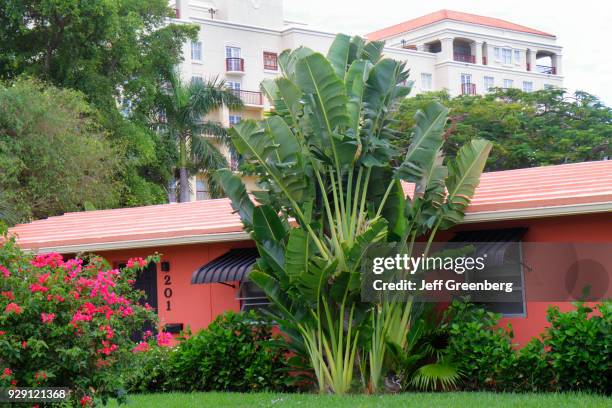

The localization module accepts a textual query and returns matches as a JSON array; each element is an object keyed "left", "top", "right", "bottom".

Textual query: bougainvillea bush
[{"left": 0, "top": 232, "right": 159, "bottom": 406}]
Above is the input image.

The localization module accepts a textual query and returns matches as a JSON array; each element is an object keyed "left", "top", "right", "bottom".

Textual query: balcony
[
  {"left": 461, "top": 83, "right": 476, "bottom": 95},
  {"left": 226, "top": 58, "right": 244, "bottom": 73},
  {"left": 231, "top": 89, "right": 263, "bottom": 106},
  {"left": 454, "top": 53, "right": 476, "bottom": 64},
  {"left": 536, "top": 65, "right": 556, "bottom": 75}
]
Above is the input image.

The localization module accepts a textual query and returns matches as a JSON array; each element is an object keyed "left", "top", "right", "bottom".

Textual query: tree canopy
[
  {"left": 393, "top": 88, "right": 611, "bottom": 171},
  {"left": 0, "top": 0, "right": 198, "bottom": 207},
  {"left": 0, "top": 80, "right": 120, "bottom": 223}
]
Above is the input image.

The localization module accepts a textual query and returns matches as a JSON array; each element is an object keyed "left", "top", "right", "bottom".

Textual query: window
[
  {"left": 263, "top": 51, "right": 278, "bottom": 70},
  {"left": 503, "top": 79, "right": 514, "bottom": 89},
  {"left": 513, "top": 50, "right": 521, "bottom": 64},
  {"left": 484, "top": 76, "right": 495, "bottom": 91},
  {"left": 420, "top": 73, "right": 432, "bottom": 90},
  {"left": 229, "top": 115, "right": 241, "bottom": 126},
  {"left": 225, "top": 46, "right": 241, "bottom": 58},
  {"left": 501, "top": 48, "right": 512, "bottom": 64},
  {"left": 522, "top": 81, "right": 533, "bottom": 92},
  {"left": 196, "top": 179, "right": 208, "bottom": 201},
  {"left": 238, "top": 280, "right": 270, "bottom": 312},
  {"left": 451, "top": 228, "right": 527, "bottom": 316},
  {"left": 226, "top": 81, "right": 241, "bottom": 91},
  {"left": 191, "top": 75, "right": 203, "bottom": 84},
  {"left": 493, "top": 47, "right": 500, "bottom": 60},
  {"left": 191, "top": 41, "right": 202, "bottom": 61}
]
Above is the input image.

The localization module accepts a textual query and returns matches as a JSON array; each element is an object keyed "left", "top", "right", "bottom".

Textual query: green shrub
[
  {"left": 123, "top": 338, "right": 174, "bottom": 393},
  {"left": 514, "top": 338, "right": 553, "bottom": 392},
  {"left": 128, "top": 311, "right": 293, "bottom": 393},
  {"left": 445, "top": 300, "right": 611, "bottom": 394},
  {"left": 443, "top": 301, "right": 518, "bottom": 391},
  {"left": 541, "top": 302, "right": 611, "bottom": 394}
]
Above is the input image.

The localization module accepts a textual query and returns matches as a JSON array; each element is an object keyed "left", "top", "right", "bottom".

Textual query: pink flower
[
  {"left": 5, "top": 302, "right": 22, "bottom": 314},
  {"left": 0, "top": 331, "right": 5, "bottom": 336},
  {"left": 2, "top": 368, "right": 12, "bottom": 378},
  {"left": 80, "top": 395, "right": 93, "bottom": 407},
  {"left": 0, "top": 266, "right": 9, "bottom": 278},
  {"left": 41, "top": 313, "right": 56, "bottom": 324},
  {"left": 31, "top": 253, "right": 64, "bottom": 268},
  {"left": 132, "top": 342, "right": 151, "bottom": 353},
  {"left": 126, "top": 257, "right": 146, "bottom": 269},
  {"left": 1, "top": 291, "right": 14, "bottom": 300},
  {"left": 156, "top": 332, "right": 173, "bottom": 347},
  {"left": 97, "top": 340, "right": 117, "bottom": 355},
  {"left": 29, "top": 283, "right": 49, "bottom": 293},
  {"left": 142, "top": 330, "right": 153, "bottom": 340}
]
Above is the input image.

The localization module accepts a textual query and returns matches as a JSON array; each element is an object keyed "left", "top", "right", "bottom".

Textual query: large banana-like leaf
[
  {"left": 231, "top": 118, "right": 308, "bottom": 203},
  {"left": 216, "top": 169, "right": 255, "bottom": 230},
  {"left": 253, "top": 205, "right": 287, "bottom": 243},
  {"left": 361, "top": 40, "right": 385, "bottom": 64},
  {"left": 395, "top": 101, "right": 448, "bottom": 183},
  {"left": 440, "top": 138, "right": 492, "bottom": 228},
  {"left": 327, "top": 33, "right": 351, "bottom": 78},
  {"left": 275, "top": 78, "right": 303, "bottom": 128},
  {"left": 278, "top": 47, "right": 315, "bottom": 81},
  {"left": 345, "top": 59, "right": 371, "bottom": 142},
  {"left": 295, "top": 53, "right": 349, "bottom": 134},
  {"left": 285, "top": 228, "right": 309, "bottom": 279}
]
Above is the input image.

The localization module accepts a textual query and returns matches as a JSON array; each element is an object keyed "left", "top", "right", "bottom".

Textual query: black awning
[
  {"left": 191, "top": 247, "right": 259, "bottom": 284},
  {"left": 450, "top": 228, "right": 527, "bottom": 266}
]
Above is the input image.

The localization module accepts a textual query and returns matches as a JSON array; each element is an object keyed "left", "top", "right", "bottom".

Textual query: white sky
[{"left": 284, "top": 0, "right": 612, "bottom": 104}]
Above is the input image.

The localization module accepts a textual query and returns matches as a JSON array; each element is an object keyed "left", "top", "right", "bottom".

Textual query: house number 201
[{"left": 163, "top": 273, "right": 173, "bottom": 311}]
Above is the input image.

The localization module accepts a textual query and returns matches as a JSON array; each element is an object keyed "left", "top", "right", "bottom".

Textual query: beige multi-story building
[{"left": 169, "top": 0, "right": 563, "bottom": 200}]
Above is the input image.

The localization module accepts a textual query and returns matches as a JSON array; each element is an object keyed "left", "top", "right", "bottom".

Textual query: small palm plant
[
  {"left": 219, "top": 34, "right": 491, "bottom": 394},
  {"left": 157, "top": 71, "right": 243, "bottom": 201}
]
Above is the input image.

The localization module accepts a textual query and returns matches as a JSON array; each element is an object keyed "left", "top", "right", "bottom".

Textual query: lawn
[{"left": 110, "top": 392, "right": 610, "bottom": 408}]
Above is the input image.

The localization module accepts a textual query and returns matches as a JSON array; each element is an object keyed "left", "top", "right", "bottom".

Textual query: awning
[
  {"left": 191, "top": 248, "right": 259, "bottom": 284},
  {"left": 450, "top": 228, "right": 527, "bottom": 266}
]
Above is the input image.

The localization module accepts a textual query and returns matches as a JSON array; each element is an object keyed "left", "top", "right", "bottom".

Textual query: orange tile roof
[
  {"left": 366, "top": 9, "right": 555, "bottom": 41},
  {"left": 8, "top": 161, "right": 612, "bottom": 252}
]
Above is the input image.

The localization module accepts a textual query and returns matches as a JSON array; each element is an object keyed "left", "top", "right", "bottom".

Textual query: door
[
  {"left": 130, "top": 262, "right": 158, "bottom": 340},
  {"left": 461, "top": 73, "right": 473, "bottom": 95}
]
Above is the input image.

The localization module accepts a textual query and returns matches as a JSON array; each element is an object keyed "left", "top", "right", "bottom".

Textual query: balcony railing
[
  {"left": 226, "top": 58, "right": 244, "bottom": 72},
  {"left": 536, "top": 65, "right": 556, "bottom": 75},
  {"left": 454, "top": 53, "right": 476, "bottom": 64},
  {"left": 231, "top": 89, "right": 263, "bottom": 106},
  {"left": 482, "top": 56, "right": 487, "bottom": 65},
  {"left": 527, "top": 62, "right": 531, "bottom": 71},
  {"left": 461, "top": 83, "right": 476, "bottom": 95}
]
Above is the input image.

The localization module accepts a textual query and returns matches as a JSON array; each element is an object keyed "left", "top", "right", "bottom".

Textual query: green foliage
[
  {"left": 123, "top": 342, "right": 174, "bottom": 394},
  {"left": 393, "top": 89, "right": 612, "bottom": 171},
  {"left": 0, "top": 234, "right": 158, "bottom": 406},
  {"left": 160, "top": 311, "right": 291, "bottom": 393},
  {"left": 445, "top": 300, "right": 611, "bottom": 394},
  {"left": 541, "top": 302, "right": 611, "bottom": 394},
  {"left": 220, "top": 34, "right": 491, "bottom": 394},
  {"left": 0, "top": 79, "right": 120, "bottom": 223},
  {"left": 0, "top": 0, "right": 198, "bottom": 207},
  {"left": 443, "top": 301, "right": 517, "bottom": 391}
]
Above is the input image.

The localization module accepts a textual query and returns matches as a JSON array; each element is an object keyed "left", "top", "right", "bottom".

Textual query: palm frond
[
  {"left": 189, "top": 135, "right": 229, "bottom": 198},
  {"left": 410, "top": 361, "right": 461, "bottom": 391}
]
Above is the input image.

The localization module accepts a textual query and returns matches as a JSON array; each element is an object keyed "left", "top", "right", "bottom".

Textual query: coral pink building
[{"left": 9, "top": 161, "right": 612, "bottom": 345}]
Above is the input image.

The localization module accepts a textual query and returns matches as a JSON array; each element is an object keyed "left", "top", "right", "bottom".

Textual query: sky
[{"left": 284, "top": 0, "right": 612, "bottom": 104}]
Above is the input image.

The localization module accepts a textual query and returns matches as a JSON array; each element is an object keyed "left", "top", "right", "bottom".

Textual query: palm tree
[{"left": 158, "top": 71, "right": 243, "bottom": 202}]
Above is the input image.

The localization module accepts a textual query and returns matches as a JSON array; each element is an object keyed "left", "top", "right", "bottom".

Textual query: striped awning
[{"left": 191, "top": 248, "right": 258, "bottom": 284}]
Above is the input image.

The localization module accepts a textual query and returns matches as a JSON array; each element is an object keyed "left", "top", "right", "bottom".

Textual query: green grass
[{"left": 109, "top": 392, "right": 610, "bottom": 408}]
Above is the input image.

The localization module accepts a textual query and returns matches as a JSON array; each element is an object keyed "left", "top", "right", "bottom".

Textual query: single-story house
[{"left": 8, "top": 161, "right": 612, "bottom": 345}]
